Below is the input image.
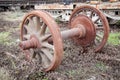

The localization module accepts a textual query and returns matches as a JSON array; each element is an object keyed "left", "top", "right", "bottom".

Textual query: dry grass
[{"left": 0, "top": 68, "right": 13, "bottom": 80}]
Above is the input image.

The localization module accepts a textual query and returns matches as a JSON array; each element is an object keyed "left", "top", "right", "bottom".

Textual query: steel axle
[{"left": 19, "top": 24, "right": 86, "bottom": 50}]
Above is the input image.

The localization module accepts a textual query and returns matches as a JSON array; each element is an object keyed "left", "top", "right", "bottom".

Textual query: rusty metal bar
[
  {"left": 48, "top": 25, "right": 86, "bottom": 42},
  {"left": 61, "top": 28, "right": 85, "bottom": 40},
  {"left": 20, "top": 25, "right": 86, "bottom": 50}
]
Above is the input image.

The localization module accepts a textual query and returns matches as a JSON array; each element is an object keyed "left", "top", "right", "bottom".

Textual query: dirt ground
[{"left": 0, "top": 11, "right": 120, "bottom": 80}]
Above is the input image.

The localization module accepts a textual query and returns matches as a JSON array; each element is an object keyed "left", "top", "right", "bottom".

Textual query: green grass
[
  {"left": 108, "top": 32, "right": 120, "bottom": 46},
  {"left": 0, "top": 32, "right": 10, "bottom": 45},
  {"left": 95, "top": 62, "right": 106, "bottom": 71},
  {"left": 27, "top": 71, "right": 47, "bottom": 80},
  {"left": 116, "top": 20, "right": 120, "bottom": 27},
  {"left": 0, "top": 32, "right": 12, "bottom": 45}
]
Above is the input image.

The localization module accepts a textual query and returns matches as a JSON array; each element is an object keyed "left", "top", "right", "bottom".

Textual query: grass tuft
[
  {"left": 0, "top": 32, "right": 10, "bottom": 45},
  {"left": 0, "top": 68, "right": 13, "bottom": 80},
  {"left": 108, "top": 32, "right": 120, "bottom": 46},
  {"left": 0, "top": 32, "right": 16, "bottom": 46}
]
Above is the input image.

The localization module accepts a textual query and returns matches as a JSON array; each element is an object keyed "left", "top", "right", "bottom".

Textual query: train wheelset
[{"left": 19, "top": 5, "right": 109, "bottom": 72}]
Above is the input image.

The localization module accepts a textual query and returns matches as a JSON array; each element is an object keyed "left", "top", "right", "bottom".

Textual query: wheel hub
[
  {"left": 19, "top": 35, "right": 41, "bottom": 50},
  {"left": 70, "top": 14, "right": 96, "bottom": 47}
]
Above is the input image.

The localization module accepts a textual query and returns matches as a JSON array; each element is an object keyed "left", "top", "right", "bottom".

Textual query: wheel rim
[
  {"left": 20, "top": 11, "right": 63, "bottom": 71},
  {"left": 69, "top": 6, "right": 110, "bottom": 52}
]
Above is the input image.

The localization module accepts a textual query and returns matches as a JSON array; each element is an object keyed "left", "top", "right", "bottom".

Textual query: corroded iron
[
  {"left": 20, "top": 10, "right": 63, "bottom": 72},
  {"left": 19, "top": 5, "right": 109, "bottom": 72},
  {"left": 19, "top": 35, "right": 40, "bottom": 50},
  {"left": 70, "top": 5, "right": 109, "bottom": 52},
  {"left": 70, "top": 14, "right": 96, "bottom": 47}
]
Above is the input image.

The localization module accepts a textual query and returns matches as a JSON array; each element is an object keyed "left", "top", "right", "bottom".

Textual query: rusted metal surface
[
  {"left": 19, "top": 35, "right": 40, "bottom": 50},
  {"left": 47, "top": 26, "right": 86, "bottom": 43},
  {"left": 70, "top": 5, "right": 109, "bottom": 52},
  {"left": 60, "top": 27, "right": 86, "bottom": 40},
  {"left": 70, "top": 14, "right": 96, "bottom": 47},
  {"left": 20, "top": 10, "right": 63, "bottom": 72}
]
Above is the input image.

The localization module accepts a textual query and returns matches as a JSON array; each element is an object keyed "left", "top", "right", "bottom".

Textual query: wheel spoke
[
  {"left": 24, "top": 25, "right": 33, "bottom": 34},
  {"left": 23, "top": 34, "right": 30, "bottom": 40},
  {"left": 40, "top": 23, "right": 47, "bottom": 35},
  {"left": 30, "top": 49, "right": 42, "bottom": 62},
  {"left": 42, "top": 42, "right": 54, "bottom": 50},
  {"left": 41, "top": 34, "right": 51, "bottom": 41},
  {"left": 94, "top": 23, "right": 104, "bottom": 30},
  {"left": 28, "top": 17, "right": 35, "bottom": 32},
  {"left": 32, "top": 52, "right": 37, "bottom": 58},
  {"left": 82, "top": 10, "right": 87, "bottom": 15},
  {"left": 34, "top": 17, "right": 42, "bottom": 31},
  {"left": 95, "top": 34, "right": 103, "bottom": 43},
  {"left": 89, "top": 11, "right": 93, "bottom": 18},
  {"left": 94, "top": 17, "right": 100, "bottom": 23},
  {"left": 40, "top": 52, "right": 50, "bottom": 68},
  {"left": 96, "top": 34, "right": 103, "bottom": 40},
  {"left": 41, "top": 48, "right": 53, "bottom": 61},
  {"left": 95, "top": 38, "right": 101, "bottom": 45},
  {"left": 23, "top": 27, "right": 27, "bottom": 34}
]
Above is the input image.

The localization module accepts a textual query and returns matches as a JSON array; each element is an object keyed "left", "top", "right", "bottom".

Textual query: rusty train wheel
[
  {"left": 69, "top": 5, "right": 110, "bottom": 52},
  {"left": 20, "top": 11, "right": 63, "bottom": 71}
]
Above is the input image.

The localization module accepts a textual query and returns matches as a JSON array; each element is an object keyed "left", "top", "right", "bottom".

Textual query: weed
[
  {"left": 0, "top": 32, "right": 16, "bottom": 46},
  {"left": 66, "top": 69, "right": 81, "bottom": 77},
  {"left": 0, "top": 32, "right": 10, "bottom": 45},
  {"left": 27, "top": 71, "right": 46, "bottom": 80},
  {"left": 0, "top": 67, "right": 13, "bottom": 80},
  {"left": 42, "top": 78, "right": 48, "bottom": 80},
  {"left": 95, "top": 62, "right": 106, "bottom": 71},
  {"left": 108, "top": 32, "right": 120, "bottom": 45},
  {"left": 116, "top": 20, "right": 120, "bottom": 26},
  {"left": 9, "top": 58, "right": 16, "bottom": 69}
]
